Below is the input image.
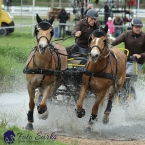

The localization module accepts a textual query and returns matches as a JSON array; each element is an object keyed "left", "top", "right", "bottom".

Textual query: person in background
[
  {"left": 104, "top": 1, "right": 110, "bottom": 25},
  {"left": 95, "top": 0, "right": 99, "bottom": 4},
  {"left": 84, "top": 3, "right": 93, "bottom": 17},
  {"left": 71, "top": 9, "right": 101, "bottom": 56},
  {"left": 58, "top": 8, "right": 69, "bottom": 38},
  {"left": 106, "top": 17, "right": 114, "bottom": 36},
  {"left": 113, "top": 15, "right": 123, "bottom": 37},
  {"left": 111, "top": 17, "right": 145, "bottom": 74}
]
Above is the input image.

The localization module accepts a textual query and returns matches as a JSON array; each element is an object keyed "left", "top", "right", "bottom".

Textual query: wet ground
[{"left": 0, "top": 79, "right": 145, "bottom": 141}]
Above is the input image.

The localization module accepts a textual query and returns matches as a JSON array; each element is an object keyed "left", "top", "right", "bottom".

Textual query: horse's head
[
  {"left": 89, "top": 25, "right": 110, "bottom": 62},
  {"left": 34, "top": 14, "right": 54, "bottom": 54}
]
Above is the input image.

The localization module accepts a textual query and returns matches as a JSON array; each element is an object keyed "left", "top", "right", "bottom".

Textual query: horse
[
  {"left": 75, "top": 25, "right": 127, "bottom": 127},
  {"left": 23, "top": 14, "right": 67, "bottom": 130}
]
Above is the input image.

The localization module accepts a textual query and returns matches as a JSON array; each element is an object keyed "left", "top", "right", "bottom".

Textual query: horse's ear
[
  {"left": 48, "top": 16, "right": 54, "bottom": 25},
  {"left": 36, "top": 13, "right": 42, "bottom": 23},
  {"left": 104, "top": 25, "right": 108, "bottom": 34}
]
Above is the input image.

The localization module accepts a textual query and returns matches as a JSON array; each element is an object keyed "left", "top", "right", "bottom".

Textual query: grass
[{"left": 0, "top": 119, "right": 67, "bottom": 145}]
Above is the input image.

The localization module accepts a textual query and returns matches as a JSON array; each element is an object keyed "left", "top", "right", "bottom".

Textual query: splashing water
[{"left": 0, "top": 78, "right": 145, "bottom": 140}]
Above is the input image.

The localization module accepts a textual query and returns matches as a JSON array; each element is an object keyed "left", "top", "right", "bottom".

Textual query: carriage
[
  {"left": 52, "top": 55, "right": 137, "bottom": 106},
  {"left": 23, "top": 14, "right": 138, "bottom": 131}
]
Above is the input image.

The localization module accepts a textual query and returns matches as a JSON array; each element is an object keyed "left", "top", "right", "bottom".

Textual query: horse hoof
[
  {"left": 37, "top": 110, "right": 48, "bottom": 120},
  {"left": 25, "top": 123, "right": 34, "bottom": 131},
  {"left": 75, "top": 108, "right": 85, "bottom": 118},
  {"left": 37, "top": 105, "right": 47, "bottom": 114},
  {"left": 102, "top": 114, "right": 109, "bottom": 125}
]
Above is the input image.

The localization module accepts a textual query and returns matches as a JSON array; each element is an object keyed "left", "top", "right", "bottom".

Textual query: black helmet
[
  {"left": 86, "top": 9, "right": 98, "bottom": 19},
  {"left": 131, "top": 18, "right": 143, "bottom": 27}
]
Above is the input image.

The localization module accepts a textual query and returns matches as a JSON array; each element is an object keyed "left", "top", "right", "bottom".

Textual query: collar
[{"left": 131, "top": 31, "right": 142, "bottom": 37}]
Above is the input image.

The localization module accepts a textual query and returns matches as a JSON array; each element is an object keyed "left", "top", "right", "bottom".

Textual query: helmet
[
  {"left": 108, "top": 17, "right": 112, "bottom": 21},
  {"left": 131, "top": 18, "right": 143, "bottom": 27},
  {"left": 86, "top": 9, "right": 98, "bottom": 19}
]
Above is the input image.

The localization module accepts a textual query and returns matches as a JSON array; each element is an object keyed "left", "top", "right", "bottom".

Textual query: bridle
[
  {"left": 34, "top": 20, "right": 54, "bottom": 48},
  {"left": 89, "top": 37, "right": 107, "bottom": 58}
]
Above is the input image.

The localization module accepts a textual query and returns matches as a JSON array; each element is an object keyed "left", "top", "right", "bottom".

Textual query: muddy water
[{"left": 0, "top": 79, "right": 145, "bottom": 140}]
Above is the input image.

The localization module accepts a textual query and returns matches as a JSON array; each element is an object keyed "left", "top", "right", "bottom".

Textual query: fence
[{"left": 5, "top": 6, "right": 145, "bottom": 17}]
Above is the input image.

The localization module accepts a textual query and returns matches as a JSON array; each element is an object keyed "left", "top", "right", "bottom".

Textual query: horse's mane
[{"left": 106, "top": 33, "right": 116, "bottom": 49}]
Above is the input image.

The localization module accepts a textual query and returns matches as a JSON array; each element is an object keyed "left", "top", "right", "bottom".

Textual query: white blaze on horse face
[
  {"left": 37, "top": 29, "right": 51, "bottom": 54},
  {"left": 38, "top": 31, "right": 48, "bottom": 45},
  {"left": 90, "top": 38, "right": 100, "bottom": 62}
]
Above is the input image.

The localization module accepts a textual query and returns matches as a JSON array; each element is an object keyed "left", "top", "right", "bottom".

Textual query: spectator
[
  {"left": 71, "top": 9, "right": 101, "bottom": 56},
  {"left": 84, "top": 3, "right": 93, "bottom": 17},
  {"left": 104, "top": 1, "right": 110, "bottom": 25},
  {"left": 106, "top": 17, "right": 114, "bottom": 36},
  {"left": 111, "top": 18, "right": 145, "bottom": 74},
  {"left": 95, "top": 0, "right": 99, "bottom": 4},
  {"left": 58, "top": 8, "right": 69, "bottom": 38},
  {"left": 113, "top": 15, "right": 123, "bottom": 37}
]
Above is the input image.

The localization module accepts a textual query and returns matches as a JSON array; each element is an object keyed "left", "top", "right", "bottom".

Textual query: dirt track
[{"left": 58, "top": 136, "right": 145, "bottom": 145}]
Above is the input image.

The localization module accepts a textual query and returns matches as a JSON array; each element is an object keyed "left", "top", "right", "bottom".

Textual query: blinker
[
  {"left": 92, "top": 25, "right": 108, "bottom": 38},
  {"left": 38, "top": 21, "right": 52, "bottom": 30},
  {"left": 92, "top": 29, "right": 106, "bottom": 38}
]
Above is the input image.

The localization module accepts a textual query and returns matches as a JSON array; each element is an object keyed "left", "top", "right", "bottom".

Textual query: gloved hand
[{"left": 75, "top": 31, "right": 81, "bottom": 37}]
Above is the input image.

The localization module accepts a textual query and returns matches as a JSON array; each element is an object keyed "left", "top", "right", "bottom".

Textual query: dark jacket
[
  {"left": 111, "top": 30, "right": 145, "bottom": 64},
  {"left": 58, "top": 9, "right": 69, "bottom": 24},
  {"left": 71, "top": 19, "right": 101, "bottom": 48}
]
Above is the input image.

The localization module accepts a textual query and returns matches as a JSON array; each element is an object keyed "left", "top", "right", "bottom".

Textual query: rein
[{"left": 85, "top": 43, "right": 119, "bottom": 92}]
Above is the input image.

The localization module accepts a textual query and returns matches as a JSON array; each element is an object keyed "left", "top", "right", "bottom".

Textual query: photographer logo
[{"left": 3, "top": 130, "right": 15, "bottom": 144}]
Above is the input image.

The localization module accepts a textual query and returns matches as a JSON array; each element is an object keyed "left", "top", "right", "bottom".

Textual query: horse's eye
[{"left": 103, "top": 40, "right": 106, "bottom": 43}]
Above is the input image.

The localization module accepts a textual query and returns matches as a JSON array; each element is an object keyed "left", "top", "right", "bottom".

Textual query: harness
[
  {"left": 86, "top": 51, "right": 118, "bottom": 93},
  {"left": 85, "top": 28, "right": 119, "bottom": 93},
  {"left": 23, "top": 43, "right": 62, "bottom": 87}
]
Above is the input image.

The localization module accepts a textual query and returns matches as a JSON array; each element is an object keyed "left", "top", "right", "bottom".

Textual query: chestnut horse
[
  {"left": 23, "top": 14, "right": 67, "bottom": 130},
  {"left": 76, "top": 25, "right": 127, "bottom": 127}
]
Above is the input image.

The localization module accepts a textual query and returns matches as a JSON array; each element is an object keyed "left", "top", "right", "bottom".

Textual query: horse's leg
[
  {"left": 89, "top": 91, "right": 107, "bottom": 125},
  {"left": 25, "top": 84, "right": 35, "bottom": 130},
  {"left": 34, "top": 88, "right": 43, "bottom": 106},
  {"left": 102, "top": 92, "right": 114, "bottom": 125},
  {"left": 49, "top": 79, "right": 61, "bottom": 97},
  {"left": 76, "top": 85, "right": 88, "bottom": 118},
  {"left": 37, "top": 80, "right": 61, "bottom": 118}
]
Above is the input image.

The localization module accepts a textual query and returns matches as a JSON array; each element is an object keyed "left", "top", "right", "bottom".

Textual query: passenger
[
  {"left": 71, "top": 9, "right": 101, "bottom": 56},
  {"left": 111, "top": 17, "right": 145, "bottom": 74}
]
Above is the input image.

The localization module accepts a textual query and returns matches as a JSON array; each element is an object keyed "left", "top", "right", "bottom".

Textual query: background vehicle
[{"left": 0, "top": 2, "right": 14, "bottom": 36}]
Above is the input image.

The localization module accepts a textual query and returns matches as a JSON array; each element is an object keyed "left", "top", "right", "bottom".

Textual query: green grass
[{"left": 0, "top": 120, "right": 67, "bottom": 145}]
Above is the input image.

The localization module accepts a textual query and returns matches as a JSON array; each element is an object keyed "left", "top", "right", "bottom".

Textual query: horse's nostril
[
  {"left": 92, "top": 54, "right": 98, "bottom": 58},
  {"left": 38, "top": 44, "right": 42, "bottom": 49},
  {"left": 95, "top": 54, "right": 99, "bottom": 58}
]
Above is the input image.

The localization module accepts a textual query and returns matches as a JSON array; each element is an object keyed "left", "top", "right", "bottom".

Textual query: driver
[
  {"left": 71, "top": 9, "right": 101, "bottom": 56},
  {"left": 111, "top": 17, "right": 145, "bottom": 74}
]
